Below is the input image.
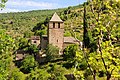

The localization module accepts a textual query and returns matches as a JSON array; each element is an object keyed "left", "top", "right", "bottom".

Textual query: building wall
[
  {"left": 48, "top": 22, "right": 64, "bottom": 51},
  {"left": 31, "top": 40, "right": 40, "bottom": 47},
  {"left": 41, "top": 37, "right": 48, "bottom": 49}
]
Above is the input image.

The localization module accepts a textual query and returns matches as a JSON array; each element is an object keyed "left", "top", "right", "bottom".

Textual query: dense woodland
[{"left": 0, "top": 0, "right": 120, "bottom": 80}]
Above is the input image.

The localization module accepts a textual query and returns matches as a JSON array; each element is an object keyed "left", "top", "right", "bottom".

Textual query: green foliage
[
  {"left": 63, "top": 44, "right": 79, "bottom": 61},
  {"left": 27, "top": 67, "right": 51, "bottom": 80},
  {"left": 27, "top": 44, "right": 39, "bottom": 55},
  {"left": 82, "top": 0, "right": 120, "bottom": 80},
  {"left": 45, "top": 44, "right": 59, "bottom": 61},
  {"left": 23, "top": 31, "right": 34, "bottom": 38},
  {"left": 20, "top": 55, "right": 38, "bottom": 73},
  {"left": 0, "top": 9, "right": 64, "bottom": 39},
  {"left": 33, "top": 17, "right": 49, "bottom": 37},
  {"left": 83, "top": 2, "right": 90, "bottom": 48},
  {"left": 63, "top": 45, "right": 81, "bottom": 69},
  {"left": 19, "top": 38, "right": 39, "bottom": 55},
  {"left": 62, "top": 61, "right": 75, "bottom": 69},
  {"left": 34, "top": 29, "right": 47, "bottom": 37},
  {"left": 9, "top": 68, "right": 25, "bottom": 80},
  {"left": 0, "top": 1, "right": 120, "bottom": 80},
  {"left": 0, "top": 0, "right": 7, "bottom": 8},
  {"left": 64, "top": 30, "right": 72, "bottom": 37},
  {"left": 0, "top": 29, "right": 16, "bottom": 80},
  {"left": 47, "top": 64, "right": 67, "bottom": 80},
  {"left": 78, "top": 60, "right": 87, "bottom": 70},
  {"left": 19, "top": 38, "right": 29, "bottom": 49}
]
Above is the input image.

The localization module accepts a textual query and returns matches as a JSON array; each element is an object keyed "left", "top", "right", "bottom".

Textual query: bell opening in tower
[
  {"left": 58, "top": 23, "right": 60, "bottom": 28},
  {"left": 53, "top": 22, "right": 55, "bottom": 28}
]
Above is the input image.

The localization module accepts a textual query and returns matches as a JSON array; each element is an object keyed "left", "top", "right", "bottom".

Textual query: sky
[{"left": 0, "top": 0, "right": 86, "bottom": 13}]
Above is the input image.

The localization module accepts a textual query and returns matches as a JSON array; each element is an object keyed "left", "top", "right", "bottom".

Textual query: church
[
  {"left": 38, "top": 12, "right": 81, "bottom": 54},
  {"left": 16, "top": 12, "right": 81, "bottom": 61}
]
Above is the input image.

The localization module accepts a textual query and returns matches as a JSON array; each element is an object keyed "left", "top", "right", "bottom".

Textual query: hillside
[
  {"left": 0, "top": 9, "right": 63, "bottom": 37},
  {"left": 0, "top": 1, "right": 120, "bottom": 80},
  {"left": 0, "top": 4, "right": 83, "bottom": 40}
]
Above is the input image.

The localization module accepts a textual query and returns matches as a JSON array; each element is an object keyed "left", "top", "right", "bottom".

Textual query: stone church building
[
  {"left": 39, "top": 12, "right": 80, "bottom": 54},
  {"left": 16, "top": 12, "right": 81, "bottom": 61}
]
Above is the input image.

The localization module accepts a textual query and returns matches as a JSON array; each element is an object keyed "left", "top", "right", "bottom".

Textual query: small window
[
  {"left": 34, "top": 41, "right": 37, "bottom": 43},
  {"left": 57, "top": 39, "right": 58, "bottom": 42},
  {"left": 53, "top": 23, "right": 55, "bottom": 28},
  {"left": 58, "top": 23, "right": 60, "bottom": 28},
  {"left": 44, "top": 37, "right": 48, "bottom": 40}
]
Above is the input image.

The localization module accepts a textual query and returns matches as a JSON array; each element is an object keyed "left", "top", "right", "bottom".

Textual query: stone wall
[
  {"left": 31, "top": 39, "right": 40, "bottom": 47},
  {"left": 41, "top": 36, "right": 48, "bottom": 49},
  {"left": 48, "top": 22, "right": 64, "bottom": 52}
]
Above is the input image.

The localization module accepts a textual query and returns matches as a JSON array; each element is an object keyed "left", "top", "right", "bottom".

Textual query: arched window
[
  {"left": 53, "top": 22, "right": 55, "bottom": 28},
  {"left": 58, "top": 23, "right": 60, "bottom": 28}
]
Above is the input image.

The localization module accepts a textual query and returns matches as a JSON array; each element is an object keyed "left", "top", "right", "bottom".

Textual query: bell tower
[{"left": 48, "top": 12, "right": 64, "bottom": 54}]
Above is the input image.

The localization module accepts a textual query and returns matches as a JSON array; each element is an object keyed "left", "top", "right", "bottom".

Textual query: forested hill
[
  {"left": 0, "top": 8, "right": 65, "bottom": 37},
  {"left": 0, "top": 1, "right": 120, "bottom": 80},
  {"left": 0, "top": 4, "right": 83, "bottom": 40}
]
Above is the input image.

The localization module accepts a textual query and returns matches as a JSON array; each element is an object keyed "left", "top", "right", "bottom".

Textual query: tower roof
[{"left": 50, "top": 12, "right": 63, "bottom": 22}]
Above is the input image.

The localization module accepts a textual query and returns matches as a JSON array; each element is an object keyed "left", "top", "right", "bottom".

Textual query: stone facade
[
  {"left": 30, "top": 12, "right": 81, "bottom": 55},
  {"left": 16, "top": 12, "right": 81, "bottom": 61},
  {"left": 48, "top": 25, "right": 64, "bottom": 52},
  {"left": 48, "top": 12, "right": 64, "bottom": 54},
  {"left": 30, "top": 36, "right": 40, "bottom": 48},
  {"left": 41, "top": 35, "right": 48, "bottom": 49}
]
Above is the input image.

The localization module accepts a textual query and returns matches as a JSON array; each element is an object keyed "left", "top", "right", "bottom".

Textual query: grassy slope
[
  {"left": 0, "top": 9, "right": 64, "bottom": 37},
  {"left": 0, "top": 4, "right": 84, "bottom": 40}
]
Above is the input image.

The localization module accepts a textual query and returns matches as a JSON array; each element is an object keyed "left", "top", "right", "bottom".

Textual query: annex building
[
  {"left": 16, "top": 12, "right": 81, "bottom": 61},
  {"left": 32, "top": 12, "right": 81, "bottom": 55}
]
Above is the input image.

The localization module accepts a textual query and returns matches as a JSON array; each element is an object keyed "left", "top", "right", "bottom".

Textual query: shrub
[
  {"left": 45, "top": 44, "right": 59, "bottom": 61},
  {"left": 20, "top": 55, "right": 38, "bottom": 73}
]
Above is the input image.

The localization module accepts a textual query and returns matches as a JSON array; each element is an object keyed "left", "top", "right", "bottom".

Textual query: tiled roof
[
  {"left": 64, "top": 37, "right": 79, "bottom": 43},
  {"left": 50, "top": 12, "right": 63, "bottom": 22},
  {"left": 31, "top": 36, "right": 40, "bottom": 40},
  {"left": 42, "top": 35, "right": 47, "bottom": 37}
]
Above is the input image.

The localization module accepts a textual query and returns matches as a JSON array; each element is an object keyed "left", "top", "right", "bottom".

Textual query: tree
[
  {"left": 33, "top": 22, "right": 47, "bottom": 38},
  {"left": 9, "top": 68, "right": 25, "bottom": 80},
  {"left": 48, "top": 64, "right": 67, "bottom": 80},
  {"left": 20, "top": 55, "right": 38, "bottom": 73},
  {"left": 0, "top": 0, "right": 7, "bottom": 8},
  {"left": 45, "top": 44, "right": 59, "bottom": 61},
  {"left": 0, "top": 30, "right": 16, "bottom": 79},
  {"left": 34, "top": 29, "right": 46, "bottom": 38},
  {"left": 82, "top": 0, "right": 120, "bottom": 80},
  {"left": 27, "top": 68, "right": 51, "bottom": 80},
  {"left": 63, "top": 44, "right": 79, "bottom": 61},
  {"left": 19, "top": 38, "right": 30, "bottom": 49},
  {"left": 83, "top": 2, "right": 90, "bottom": 49},
  {"left": 27, "top": 44, "right": 39, "bottom": 55}
]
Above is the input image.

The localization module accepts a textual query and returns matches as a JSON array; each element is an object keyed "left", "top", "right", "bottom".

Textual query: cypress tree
[{"left": 83, "top": 2, "right": 90, "bottom": 48}]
